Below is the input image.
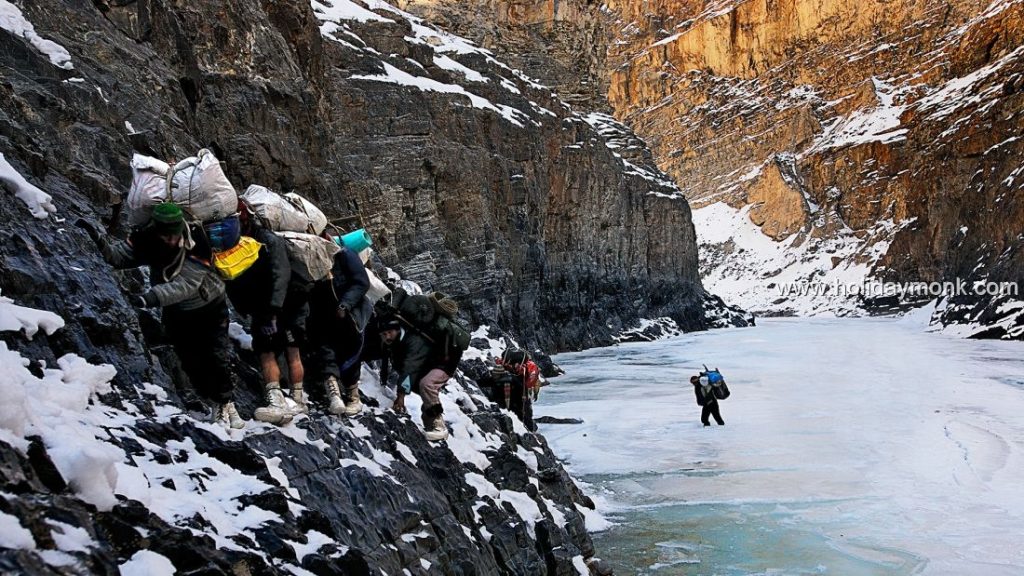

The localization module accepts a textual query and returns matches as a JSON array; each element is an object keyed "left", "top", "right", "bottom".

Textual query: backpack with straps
[
  {"left": 701, "top": 365, "right": 730, "bottom": 400},
  {"left": 427, "top": 291, "right": 470, "bottom": 355},
  {"left": 275, "top": 231, "right": 339, "bottom": 283},
  {"left": 390, "top": 288, "right": 470, "bottom": 356}
]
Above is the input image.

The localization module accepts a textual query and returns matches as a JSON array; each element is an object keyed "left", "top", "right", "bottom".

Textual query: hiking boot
[
  {"left": 254, "top": 386, "right": 293, "bottom": 425},
  {"left": 217, "top": 402, "right": 245, "bottom": 430},
  {"left": 424, "top": 414, "right": 449, "bottom": 441},
  {"left": 422, "top": 407, "right": 449, "bottom": 442},
  {"left": 343, "top": 384, "right": 362, "bottom": 416},
  {"left": 291, "top": 386, "right": 308, "bottom": 414},
  {"left": 325, "top": 376, "right": 346, "bottom": 416}
]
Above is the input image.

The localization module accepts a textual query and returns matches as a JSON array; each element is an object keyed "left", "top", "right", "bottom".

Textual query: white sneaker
[
  {"left": 325, "top": 376, "right": 346, "bottom": 416},
  {"left": 254, "top": 387, "right": 293, "bottom": 425},
  {"left": 217, "top": 402, "right": 245, "bottom": 429},
  {"left": 343, "top": 385, "right": 363, "bottom": 416}
]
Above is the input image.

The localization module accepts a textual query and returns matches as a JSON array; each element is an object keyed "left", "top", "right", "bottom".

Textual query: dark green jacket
[{"left": 390, "top": 328, "right": 434, "bottom": 393}]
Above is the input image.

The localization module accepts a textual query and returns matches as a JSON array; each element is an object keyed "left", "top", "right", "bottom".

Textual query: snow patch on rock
[
  {"left": 0, "top": 0, "right": 73, "bottom": 69},
  {"left": 0, "top": 153, "right": 58, "bottom": 219}
]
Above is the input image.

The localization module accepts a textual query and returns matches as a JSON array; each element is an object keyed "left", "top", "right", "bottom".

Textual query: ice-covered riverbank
[{"left": 538, "top": 316, "right": 1024, "bottom": 575}]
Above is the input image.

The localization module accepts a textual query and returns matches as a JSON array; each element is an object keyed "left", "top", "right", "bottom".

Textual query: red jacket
[{"left": 498, "top": 358, "right": 540, "bottom": 396}]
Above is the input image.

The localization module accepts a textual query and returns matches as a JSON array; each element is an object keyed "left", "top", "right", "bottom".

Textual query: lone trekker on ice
[{"left": 691, "top": 366, "right": 730, "bottom": 426}]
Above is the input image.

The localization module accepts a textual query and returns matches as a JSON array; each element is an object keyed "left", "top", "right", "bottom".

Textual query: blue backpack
[{"left": 701, "top": 365, "right": 730, "bottom": 400}]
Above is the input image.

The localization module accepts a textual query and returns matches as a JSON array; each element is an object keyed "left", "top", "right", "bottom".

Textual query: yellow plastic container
[{"left": 213, "top": 236, "right": 262, "bottom": 280}]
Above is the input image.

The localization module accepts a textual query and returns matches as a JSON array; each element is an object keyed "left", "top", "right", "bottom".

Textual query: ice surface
[{"left": 538, "top": 318, "right": 1024, "bottom": 574}]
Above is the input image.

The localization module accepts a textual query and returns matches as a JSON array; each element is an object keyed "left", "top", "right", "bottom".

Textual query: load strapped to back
[
  {"left": 701, "top": 365, "right": 730, "bottom": 400},
  {"left": 390, "top": 287, "right": 471, "bottom": 356},
  {"left": 238, "top": 184, "right": 338, "bottom": 283},
  {"left": 127, "top": 149, "right": 238, "bottom": 227},
  {"left": 239, "top": 185, "right": 328, "bottom": 235},
  {"left": 275, "top": 231, "right": 340, "bottom": 284}
]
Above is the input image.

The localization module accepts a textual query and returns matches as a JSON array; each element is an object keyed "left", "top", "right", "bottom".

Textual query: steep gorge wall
[
  {"left": 0, "top": 0, "right": 730, "bottom": 355},
  {"left": 0, "top": 0, "right": 750, "bottom": 573},
  {"left": 603, "top": 0, "right": 1024, "bottom": 331},
  {"left": 407, "top": 0, "right": 1024, "bottom": 336}
]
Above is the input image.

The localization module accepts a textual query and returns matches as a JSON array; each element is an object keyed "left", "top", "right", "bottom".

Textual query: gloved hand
[
  {"left": 75, "top": 218, "right": 103, "bottom": 245},
  {"left": 258, "top": 316, "right": 278, "bottom": 337},
  {"left": 132, "top": 292, "right": 159, "bottom": 308}
]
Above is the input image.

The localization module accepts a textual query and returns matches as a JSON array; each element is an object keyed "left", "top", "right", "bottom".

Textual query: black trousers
[
  {"left": 487, "top": 380, "right": 536, "bottom": 431},
  {"left": 163, "top": 298, "right": 234, "bottom": 403},
  {"left": 307, "top": 285, "right": 364, "bottom": 388},
  {"left": 509, "top": 386, "right": 536, "bottom": 431},
  {"left": 701, "top": 400, "right": 724, "bottom": 426}
]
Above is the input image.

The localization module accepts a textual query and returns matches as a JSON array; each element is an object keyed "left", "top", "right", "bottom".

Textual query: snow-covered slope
[
  {"left": 0, "top": 293, "right": 606, "bottom": 574},
  {"left": 694, "top": 201, "right": 912, "bottom": 316}
]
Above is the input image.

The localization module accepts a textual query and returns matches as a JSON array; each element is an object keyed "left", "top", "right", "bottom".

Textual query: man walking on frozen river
[{"left": 691, "top": 367, "right": 729, "bottom": 426}]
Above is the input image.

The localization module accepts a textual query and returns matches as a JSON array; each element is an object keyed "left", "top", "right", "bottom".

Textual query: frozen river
[{"left": 536, "top": 316, "right": 1024, "bottom": 575}]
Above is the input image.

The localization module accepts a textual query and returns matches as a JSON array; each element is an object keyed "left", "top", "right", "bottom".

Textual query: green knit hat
[{"left": 152, "top": 202, "right": 185, "bottom": 235}]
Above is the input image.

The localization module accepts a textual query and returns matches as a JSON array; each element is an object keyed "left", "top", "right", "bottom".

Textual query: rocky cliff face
[
  {"left": 597, "top": 0, "right": 1022, "bottom": 330},
  {"left": 405, "top": 0, "right": 1024, "bottom": 338},
  {"left": 605, "top": 0, "right": 1024, "bottom": 336},
  {"left": 0, "top": 0, "right": 749, "bottom": 573},
  {"left": 0, "top": 0, "right": 737, "bottom": 355},
  {"left": 395, "top": 0, "right": 612, "bottom": 108}
]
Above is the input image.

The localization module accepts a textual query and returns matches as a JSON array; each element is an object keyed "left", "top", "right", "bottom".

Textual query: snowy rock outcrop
[{"left": 0, "top": 289, "right": 606, "bottom": 574}]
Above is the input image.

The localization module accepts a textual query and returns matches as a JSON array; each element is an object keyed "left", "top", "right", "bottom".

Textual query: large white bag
[
  {"left": 168, "top": 149, "right": 238, "bottom": 223},
  {"left": 241, "top": 185, "right": 328, "bottom": 235},
  {"left": 284, "top": 192, "right": 328, "bottom": 235},
  {"left": 276, "top": 231, "right": 339, "bottom": 283},
  {"left": 126, "top": 154, "right": 169, "bottom": 226},
  {"left": 126, "top": 150, "right": 237, "bottom": 225}
]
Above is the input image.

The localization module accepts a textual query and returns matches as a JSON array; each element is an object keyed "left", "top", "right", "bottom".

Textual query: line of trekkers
[{"left": 75, "top": 148, "right": 541, "bottom": 440}]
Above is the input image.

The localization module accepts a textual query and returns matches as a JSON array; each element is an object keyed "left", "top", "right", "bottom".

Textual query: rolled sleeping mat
[{"left": 336, "top": 228, "right": 372, "bottom": 253}]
